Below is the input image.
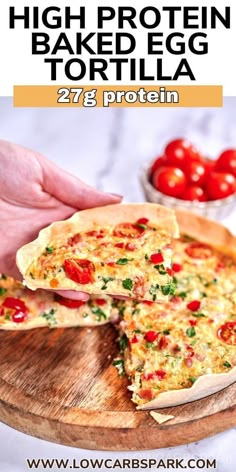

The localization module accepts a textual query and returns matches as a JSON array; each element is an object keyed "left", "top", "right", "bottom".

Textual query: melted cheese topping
[
  {"left": 117, "top": 235, "right": 236, "bottom": 407},
  {"left": 27, "top": 221, "right": 174, "bottom": 301}
]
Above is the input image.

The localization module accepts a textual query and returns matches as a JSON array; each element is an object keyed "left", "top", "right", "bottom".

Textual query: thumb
[{"left": 41, "top": 158, "right": 122, "bottom": 210}]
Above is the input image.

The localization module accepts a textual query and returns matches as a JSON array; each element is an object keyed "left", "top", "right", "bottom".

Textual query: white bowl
[{"left": 140, "top": 162, "right": 236, "bottom": 220}]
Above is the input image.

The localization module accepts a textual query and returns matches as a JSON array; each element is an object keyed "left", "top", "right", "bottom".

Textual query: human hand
[{"left": 0, "top": 140, "right": 122, "bottom": 300}]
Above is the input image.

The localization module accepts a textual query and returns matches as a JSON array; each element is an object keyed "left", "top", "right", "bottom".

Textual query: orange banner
[{"left": 13, "top": 85, "right": 222, "bottom": 108}]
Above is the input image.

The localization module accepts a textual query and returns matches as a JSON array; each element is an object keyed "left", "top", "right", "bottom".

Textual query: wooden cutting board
[{"left": 0, "top": 324, "right": 235, "bottom": 451}]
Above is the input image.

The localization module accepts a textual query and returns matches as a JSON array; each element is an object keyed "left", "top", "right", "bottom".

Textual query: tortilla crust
[
  {"left": 16, "top": 203, "right": 179, "bottom": 293},
  {"left": 138, "top": 209, "right": 236, "bottom": 410}
]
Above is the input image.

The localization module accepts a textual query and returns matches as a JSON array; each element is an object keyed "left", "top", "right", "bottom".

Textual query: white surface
[{"left": 0, "top": 98, "right": 236, "bottom": 471}]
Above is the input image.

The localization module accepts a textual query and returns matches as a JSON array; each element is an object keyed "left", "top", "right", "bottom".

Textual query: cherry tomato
[
  {"left": 136, "top": 218, "right": 149, "bottom": 225},
  {"left": 67, "top": 233, "right": 82, "bottom": 246},
  {"left": 216, "top": 149, "right": 236, "bottom": 177},
  {"left": 181, "top": 185, "right": 208, "bottom": 202},
  {"left": 55, "top": 295, "right": 86, "bottom": 309},
  {"left": 185, "top": 242, "right": 213, "bottom": 259},
  {"left": 158, "top": 336, "right": 169, "bottom": 350},
  {"left": 217, "top": 321, "right": 236, "bottom": 345},
  {"left": 113, "top": 223, "right": 144, "bottom": 238},
  {"left": 164, "top": 139, "right": 202, "bottom": 168},
  {"left": 63, "top": 259, "right": 95, "bottom": 284},
  {"left": 0, "top": 306, "right": 4, "bottom": 316},
  {"left": 206, "top": 172, "right": 236, "bottom": 200},
  {"left": 185, "top": 161, "right": 207, "bottom": 186},
  {"left": 153, "top": 166, "right": 187, "bottom": 198},
  {"left": 204, "top": 158, "right": 215, "bottom": 177},
  {"left": 150, "top": 156, "right": 165, "bottom": 175}
]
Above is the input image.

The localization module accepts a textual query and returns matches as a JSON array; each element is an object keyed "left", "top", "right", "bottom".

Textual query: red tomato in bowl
[
  {"left": 164, "top": 139, "right": 202, "bottom": 168},
  {"left": 153, "top": 166, "right": 187, "bottom": 198},
  {"left": 206, "top": 172, "right": 236, "bottom": 200},
  {"left": 150, "top": 156, "right": 165, "bottom": 175},
  {"left": 185, "top": 161, "right": 207, "bottom": 186},
  {"left": 215, "top": 149, "right": 236, "bottom": 177},
  {"left": 181, "top": 185, "right": 208, "bottom": 202}
]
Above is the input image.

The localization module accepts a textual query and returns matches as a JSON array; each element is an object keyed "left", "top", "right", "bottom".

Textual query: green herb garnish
[
  {"left": 122, "top": 278, "right": 133, "bottom": 291},
  {"left": 113, "top": 359, "right": 125, "bottom": 376},
  {"left": 223, "top": 361, "right": 231, "bottom": 368},
  {"left": 91, "top": 307, "right": 107, "bottom": 322},
  {"left": 177, "top": 291, "right": 188, "bottom": 299},
  {"left": 0, "top": 288, "right": 6, "bottom": 296},
  {"left": 145, "top": 254, "right": 149, "bottom": 260},
  {"left": 41, "top": 308, "right": 57, "bottom": 327},
  {"left": 116, "top": 258, "right": 133, "bottom": 265},
  {"left": 161, "top": 283, "right": 176, "bottom": 296},
  {"left": 101, "top": 277, "right": 114, "bottom": 290},
  {"left": 132, "top": 309, "right": 140, "bottom": 316},
  {"left": 119, "top": 334, "right": 128, "bottom": 354},
  {"left": 186, "top": 327, "right": 196, "bottom": 337},
  {"left": 163, "top": 329, "right": 170, "bottom": 335},
  {"left": 189, "top": 377, "right": 197, "bottom": 384},
  {"left": 136, "top": 223, "right": 147, "bottom": 230},
  {"left": 154, "top": 264, "right": 167, "bottom": 275},
  {"left": 192, "top": 312, "right": 206, "bottom": 318},
  {"left": 45, "top": 246, "right": 54, "bottom": 254}
]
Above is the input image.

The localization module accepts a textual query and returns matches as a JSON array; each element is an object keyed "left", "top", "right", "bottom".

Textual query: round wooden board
[{"left": 0, "top": 324, "right": 236, "bottom": 451}]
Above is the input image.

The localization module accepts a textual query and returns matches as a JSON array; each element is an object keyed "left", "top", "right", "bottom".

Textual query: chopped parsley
[
  {"left": 145, "top": 342, "right": 154, "bottom": 349},
  {"left": 145, "top": 254, "right": 149, "bottom": 260},
  {"left": 163, "top": 329, "right": 170, "bottom": 335},
  {"left": 119, "top": 334, "right": 128, "bottom": 354},
  {"left": 45, "top": 246, "right": 54, "bottom": 254},
  {"left": 0, "top": 287, "right": 6, "bottom": 296},
  {"left": 29, "top": 272, "right": 35, "bottom": 279},
  {"left": 91, "top": 307, "right": 107, "bottom": 321},
  {"left": 41, "top": 308, "right": 57, "bottom": 327},
  {"left": 149, "top": 284, "right": 159, "bottom": 301},
  {"left": 186, "top": 327, "right": 196, "bottom": 337},
  {"left": 122, "top": 278, "right": 133, "bottom": 291},
  {"left": 101, "top": 277, "right": 114, "bottom": 290},
  {"left": 192, "top": 312, "right": 206, "bottom": 318},
  {"left": 177, "top": 291, "right": 188, "bottom": 299},
  {"left": 118, "top": 305, "right": 126, "bottom": 317},
  {"left": 161, "top": 283, "right": 176, "bottom": 296},
  {"left": 189, "top": 377, "right": 197, "bottom": 384},
  {"left": 154, "top": 264, "right": 167, "bottom": 275},
  {"left": 113, "top": 359, "right": 125, "bottom": 376},
  {"left": 223, "top": 361, "right": 231, "bottom": 368},
  {"left": 116, "top": 258, "right": 133, "bottom": 265},
  {"left": 132, "top": 309, "right": 140, "bottom": 316}
]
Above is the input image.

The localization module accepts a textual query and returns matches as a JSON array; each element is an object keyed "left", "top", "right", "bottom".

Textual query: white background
[
  {"left": 0, "top": 0, "right": 235, "bottom": 95},
  {"left": 0, "top": 99, "right": 236, "bottom": 471}
]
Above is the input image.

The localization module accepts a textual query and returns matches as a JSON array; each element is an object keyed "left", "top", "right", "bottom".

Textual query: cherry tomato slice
[
  {"left": 63, "top": 259, "right": 95, "bottom": 284},
  {"left": 206, "top": 172, "right": 236, "bottom": 200},
  {"left": 217, "top": 321, "right": 236, "bottom": 345},
  {"left": 113, "top": 223, "right": 145, "bottom": 238},
  {"left": 144, "top": 330, "right": 159, "bottom": 342},
  {"left": 137, "top": 218, "right": 149, "bottom": 225},
  {"left": 0, "top": 306, "right": 4, "bottom": 316},
  {"left": 150, "top": 253, "right": 164, "bottom": 264},
  {"left": 55, "top": 295, "right": 86, "bottom": 309},
  {"left": 94, "top": 298, "right": 107, "bottom": 306},
  {"left": 2, "top": 297, "right": 27, "bottom": 312},
  {"left": 185, "top": 242, "right": 213, "bottom": 259},
  {"left": 187, "top": 300, "right": 201, "bottom": 311},
  {"left": 12, "top": 310, "right": 27, "bottom": 323},
  {"left": 153, "top": 166, "right": 187, "bottom": 198},
  {"left": 172, "top": 263, "right": 182, "bottom": 272},
  {"left": 139, "top": 389, "right": 154, "bottom": 400},
  {"left": 216, "top": 149, "right": 236, "bottom": 177}
]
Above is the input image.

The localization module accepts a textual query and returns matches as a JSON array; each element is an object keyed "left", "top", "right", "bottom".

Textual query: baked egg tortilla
[
  {"left": 0, "top": 275, "right": 116, "bottom": 330},
  {"left": 115, "top": 212, "right": 236, "bottom": 409},
  {"left": 16, "top": 204, "right": 179, "bottom": 302}
]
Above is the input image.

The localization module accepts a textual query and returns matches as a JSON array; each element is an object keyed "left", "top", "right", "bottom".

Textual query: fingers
[
  {"left": 55, "top": 290, "right": 90, "bottom": 301},
  {"left": 41, "top": 158, "right": 122, "bottom": 210}
]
